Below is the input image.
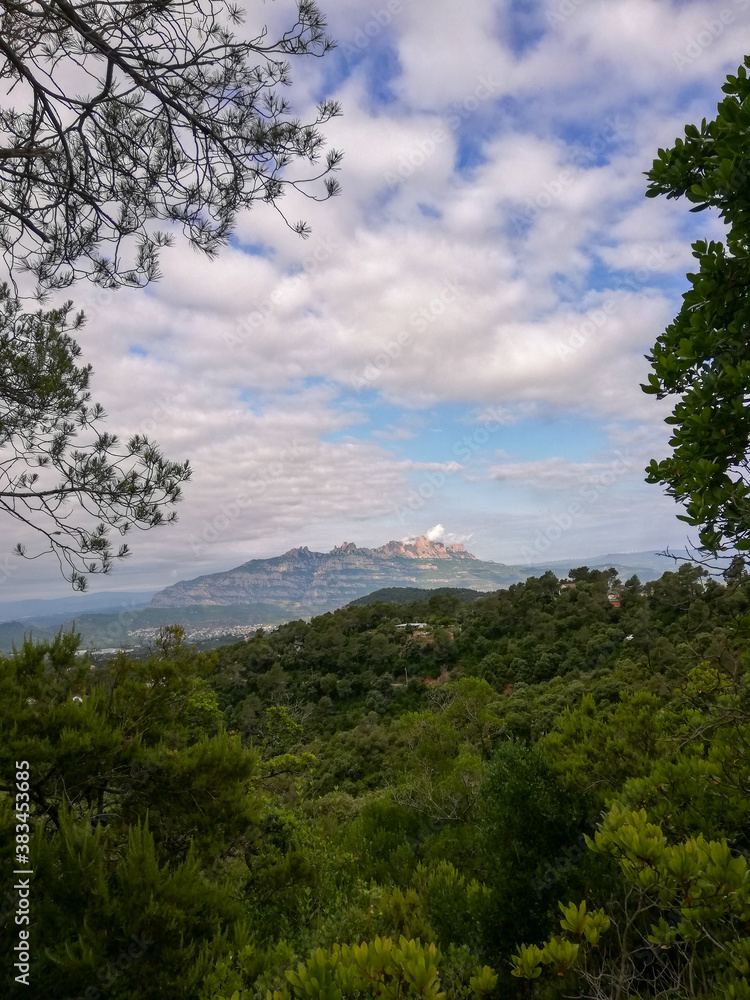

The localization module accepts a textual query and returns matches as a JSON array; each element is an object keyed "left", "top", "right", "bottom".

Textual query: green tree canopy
[{"left": 643, "top": 55, "right": 750, "bottom": 556}]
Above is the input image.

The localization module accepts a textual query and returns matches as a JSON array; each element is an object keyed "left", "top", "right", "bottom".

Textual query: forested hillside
[{"left": 2, "top": 561, "right": 749, "bottom": 999}]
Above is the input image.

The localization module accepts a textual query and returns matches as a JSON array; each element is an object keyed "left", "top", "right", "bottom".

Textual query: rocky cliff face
[
  {"left": 371, "top": 538, "right": 472, "bottom": 559},
  {"left": 149, "top": 535, "right": 516, "bottom": 608}
]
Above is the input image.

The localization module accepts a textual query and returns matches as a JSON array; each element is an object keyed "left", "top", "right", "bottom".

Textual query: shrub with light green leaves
[
  {"left": 216, "top": 937, "right": 497, "bottom": 1000},
  {"left": 510, "top": 901, "right": 609, "bottom": 981},
  {"left": 513, "top": 805, "right": 750, "bottom": 1000}
]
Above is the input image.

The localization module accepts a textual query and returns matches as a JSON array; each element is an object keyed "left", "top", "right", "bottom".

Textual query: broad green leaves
[
  {"left": 644, "top": 56, "right": 750, "bottom": 554},
  {"left": 257, "top": 937, "right": 495, "bottom": 1000},
  {"left": 510, "top": 902, "right": 609, "bottom": 980}
]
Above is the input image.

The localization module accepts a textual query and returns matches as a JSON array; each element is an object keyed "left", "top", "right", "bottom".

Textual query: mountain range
[
  {"left": 149, "top": 536, "right": 676, "bottom": 610},
  {"left": 0, "top": 538, "right": 687, "bottom": 653}
]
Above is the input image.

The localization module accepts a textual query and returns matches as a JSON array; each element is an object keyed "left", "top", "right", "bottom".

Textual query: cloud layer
[{"left": 2, "top": 0, "right": 747, "bottom": 598}]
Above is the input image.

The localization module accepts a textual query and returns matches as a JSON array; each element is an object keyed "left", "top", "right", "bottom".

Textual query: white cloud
[{"left": 0, "top": 0, "right": 735, "bottom": 597}]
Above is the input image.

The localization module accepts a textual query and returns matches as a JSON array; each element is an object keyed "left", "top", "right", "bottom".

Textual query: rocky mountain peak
[
  {"left": 281, "top": 546, "right": 313, "bottom": 559},
  {"left": 331, "top": 542, "right": 359, "bottom": 555},
  {"left": 374, "top": 536, "right": 475, "bottom": 560},
  {"left": 151, "top": 533, "right": 484, "bottom": 608}
]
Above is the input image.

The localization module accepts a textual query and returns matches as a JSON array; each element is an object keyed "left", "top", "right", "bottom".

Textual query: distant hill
[
  {"left": 0, "top": 590, "right": 155, "bottom": 626},
  {"left": 0, "top": 603, "right": 311, "bottom": 655},
  {"left": 61, "top": 603, "right": 305, "bottom": 653},
  {"left": 150, "top": 536, "right": 522, "bottom": 609},
  {"left": 0, "top": 620, "right": 60, "bottom": 651},
  {"left": 528, "top": 550, "right": 683, "bottom": 583},
  {"left": 349, "top": 587, "right": 490, "bottom": 607}
]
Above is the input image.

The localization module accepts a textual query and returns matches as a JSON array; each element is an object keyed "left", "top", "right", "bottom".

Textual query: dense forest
[
  {"left": 2, "top": 4, "right": 750, "bottom": 998},
  {"left": 2, "top": 560, "right": 749, "bottom": 999}
]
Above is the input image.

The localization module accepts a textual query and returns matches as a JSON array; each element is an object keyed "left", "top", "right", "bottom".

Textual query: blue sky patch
[
  {"left": 504, "top": 0, "right": 547, "bottom": 55},
  {"left": 418, "top": 202, "right": 442, "bottom": 219}
]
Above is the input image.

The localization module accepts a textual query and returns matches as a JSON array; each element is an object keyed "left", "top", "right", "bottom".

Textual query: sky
[{"left": 3, "top": 0, "right": 750, "bottom": 600}]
